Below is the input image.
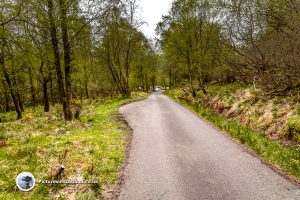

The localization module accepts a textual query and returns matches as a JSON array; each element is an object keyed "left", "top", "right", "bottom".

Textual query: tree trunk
[
  {"left": 50, "top": 76, "right": 54, "bottom": 104},
  {"left": 47, "top": 0, "right": 69, "bottom": 120},
  {"left": 2, "top": 67, "right": 22, "bottom": 119},
  {"left": 85, "top": 77, "right": 89, "bottom": 99},
  {"left": 83, "top": 62, "right": 89, "bottom": 99},
  {"left": 145, "top": 76, "right": 149, "bottom": 93},
  {"left": 124, "top": 25, "right": 133, "bottom": 96},
  {"left": 186, "top": 49, "right": 196, "bottom": 97},
  {"left": 151, "top": 76, "right": 155, "bottom": 92},
  {"left": 28, "top": 67, "right": 36, "bottom": 108},
  {"left": 5, "top": 90, "right": 10, "bottom": 112},
  {"left": 39, "top": 60, "right": 50, "bottom": 112},
  {"left": 16, "top": 92, "right": 24, "bottom": 112},
  {"left": 43, "top": 80, "right": 50, "bottom": 112},
  {"left": 59, "top": 0, "right": 72, "bottom": 121}
]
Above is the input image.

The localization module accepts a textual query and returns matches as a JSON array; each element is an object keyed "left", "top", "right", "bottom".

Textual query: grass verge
[
  {"left": 0, "top": 93, "right": 147, "bottom": 199},
  {"left": 165, "top": 89, "right": 300, "bottom": 183}
]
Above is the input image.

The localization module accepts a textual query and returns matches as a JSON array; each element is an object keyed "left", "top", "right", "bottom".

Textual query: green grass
[
  {"left": 166, "top": 88, "right": 300, "bottom": 181},
  {"left": 286, "top": 116, "right": 300, "bottom": 143},
  {"left": 206, "top": 83, "right": 246, "bottom": 98},
  {"left": 0, "top": 93, "right": 147, "bottom": 199}
]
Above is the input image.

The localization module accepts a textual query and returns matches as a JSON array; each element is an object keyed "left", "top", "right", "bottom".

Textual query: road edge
[{"left": 109, "top": 96, "right": 148, "bottom": 200}]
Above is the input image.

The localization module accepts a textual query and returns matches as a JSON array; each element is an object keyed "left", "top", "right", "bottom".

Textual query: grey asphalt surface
[{"left": 118, "top": 93, "right": 300, "bottom": 200}]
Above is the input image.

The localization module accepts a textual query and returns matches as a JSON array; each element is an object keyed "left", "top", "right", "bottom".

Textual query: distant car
[
  {"left": 154, "top": 87, "right": 161, "bottom": 92},
  {"left": 154, "top": 86, "right": 166, "bottom": 92}
]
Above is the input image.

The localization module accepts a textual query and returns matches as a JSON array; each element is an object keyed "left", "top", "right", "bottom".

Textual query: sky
[{"left": 138, "top": 0, "right": 173, "bottom": 39}]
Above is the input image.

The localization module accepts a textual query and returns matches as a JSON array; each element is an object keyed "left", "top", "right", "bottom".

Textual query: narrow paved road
[{"left": 118, "top": 93, "right": 300, "bottom": 200}]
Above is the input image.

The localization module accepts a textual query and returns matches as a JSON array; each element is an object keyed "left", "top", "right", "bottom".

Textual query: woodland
[
  {"left": 1, "top": 0, "right": 300, "bottom": 198},
  {"left": 1, "top": 0, "right": 300, "bottom": 121}
]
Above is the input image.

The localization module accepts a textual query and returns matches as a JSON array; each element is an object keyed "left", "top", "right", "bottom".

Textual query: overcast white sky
[{"left": 138, "top": 0, "right": 173, "bottom": 39}]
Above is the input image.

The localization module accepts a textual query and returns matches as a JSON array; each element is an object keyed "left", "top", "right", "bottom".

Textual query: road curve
[{"left": 118, "top": 93, "right": 300, "bottom": 200}]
